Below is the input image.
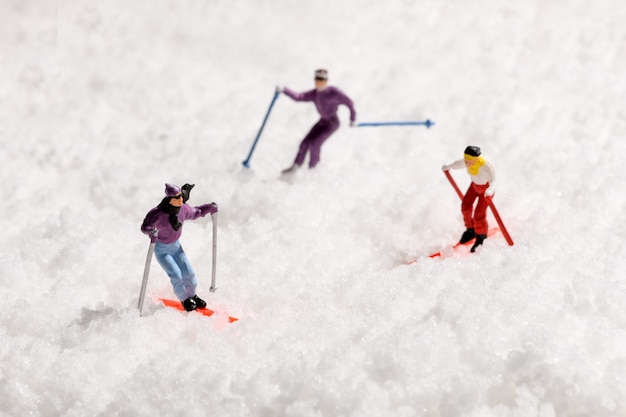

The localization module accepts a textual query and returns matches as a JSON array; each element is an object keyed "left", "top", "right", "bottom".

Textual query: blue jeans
[{"left": 154, "top": 240, "right": 197, "bottom": 301}]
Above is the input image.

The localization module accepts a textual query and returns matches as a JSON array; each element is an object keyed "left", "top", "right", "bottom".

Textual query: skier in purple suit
[
  {"left": 279, "top": 69, "right": 357, "bottom": 174},
  {"left": 141, "top": 183, "right": 218, "bottom": 311}
]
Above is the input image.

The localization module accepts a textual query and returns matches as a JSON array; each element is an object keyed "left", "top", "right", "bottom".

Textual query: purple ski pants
[{"left": 294, "top": 117, "right": 339, "bottom": 168}]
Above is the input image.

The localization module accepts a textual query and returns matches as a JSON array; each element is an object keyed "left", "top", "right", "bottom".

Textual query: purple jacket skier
[
  {"left": 141, "top": 183, "right": 218, "bottom": 311},
  {"left": 279, "top": 69, "right": 357, "bottom": 174}
]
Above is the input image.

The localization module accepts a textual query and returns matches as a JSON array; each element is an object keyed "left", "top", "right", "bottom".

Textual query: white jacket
[{"left": 444, "top": 159, "right": 497, "bottom": 196}]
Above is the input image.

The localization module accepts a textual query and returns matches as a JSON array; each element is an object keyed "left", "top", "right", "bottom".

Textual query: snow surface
[{"left": 2, "top": 0, "right": 626, "bottom": 416}]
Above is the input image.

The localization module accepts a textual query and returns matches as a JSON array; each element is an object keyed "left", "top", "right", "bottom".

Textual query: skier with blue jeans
[
  {"left": 141, "top": 183, "right": 218, "bottom": 311},
  {"left": 279, "top": 69, "right": 357, "bottom": 174}
]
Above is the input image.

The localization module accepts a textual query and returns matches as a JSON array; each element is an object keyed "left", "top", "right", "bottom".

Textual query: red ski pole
[
  {"left": 443, "top": 169, "right": 464, "bottom": 200},
  {"left": 443, "top": 169, "right": 514, "bottom": 246},
  {"left": 485, "top": 198, "right": 514, "bottom": 246}
]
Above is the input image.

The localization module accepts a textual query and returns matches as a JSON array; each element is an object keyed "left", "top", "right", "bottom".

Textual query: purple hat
[{"left": 164, "top": 183, "right": 181, "bottom": 197}]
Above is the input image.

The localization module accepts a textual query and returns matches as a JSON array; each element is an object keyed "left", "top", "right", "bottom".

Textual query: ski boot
[{"left": 459, "top": 228, "right": 476, "bottom": 244}]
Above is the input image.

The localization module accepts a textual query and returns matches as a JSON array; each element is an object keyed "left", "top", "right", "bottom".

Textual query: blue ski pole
[
  {"left": 356, "top": 119, "right": 434, "bottom": 128},
  {"left": 242, "top": 90, "right": 280, "bottom": 168}
]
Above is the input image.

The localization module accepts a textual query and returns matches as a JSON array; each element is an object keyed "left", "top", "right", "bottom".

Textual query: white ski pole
[
  {"left": 138, "top": 236, "right": 157, "bottom": 315},
  {"left": 210, "top": 212, "right": 218, "bottom": 292}
]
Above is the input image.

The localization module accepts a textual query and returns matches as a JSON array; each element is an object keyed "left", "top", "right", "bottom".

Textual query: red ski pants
[{"left": 461, "top": 182, "right": 491, "bottom": 235}]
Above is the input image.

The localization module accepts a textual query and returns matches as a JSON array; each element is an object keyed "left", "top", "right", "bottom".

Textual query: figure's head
[
  {"left": 314, "top": 68, "right": 328, "bottom": 90},
  {"left": 463, "top": 146, "right": 481, "bottom": 167},
  {"left": 164, "top": 183, "right": 184, "bottom": 207}
]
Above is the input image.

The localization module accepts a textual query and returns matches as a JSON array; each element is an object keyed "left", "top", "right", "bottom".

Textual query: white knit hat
[{"left": 314, "top": 69, "right": 328, "bottom": 80}]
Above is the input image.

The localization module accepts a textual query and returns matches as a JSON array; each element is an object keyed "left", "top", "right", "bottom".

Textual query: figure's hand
[
  {"left": 350, "top": 120, "right": 357, "bottom": 127},
  {"left": 200, "top": 202, "right": 218, "bottom": 216},
  {"left": 149, "top": 228, "right": 159, "bottom": 243},
  {"left": 442, "top": 165, "right": 450, "bottom": 171},
  {"left": 485, "top": 188, "right": 495, "bottom": 198},
  {"left": 181, "top": 183, "right": 195, "bottom": 203},
  {"left": 276, "top": 86, "right": 283, "bottom": 93}
]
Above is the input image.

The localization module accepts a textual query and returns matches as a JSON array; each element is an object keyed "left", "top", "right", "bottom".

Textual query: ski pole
[
  {"left": 209, "top": 212, "right": 218, "bottom": 292},
  {"left": 138, "top": 239, "right": 156, "bottom": 316},
  {"left": 242, "top": 89, "right": 280, "bottom": 168},
  {"left": 443, "top": 169, "right": 464, "bottom": 200},
  {"left": 485, "top": 198, "right": 514, "bottom": 246},
  {"left": 356, "top": 119, "right": 434, "bottom": 128}
]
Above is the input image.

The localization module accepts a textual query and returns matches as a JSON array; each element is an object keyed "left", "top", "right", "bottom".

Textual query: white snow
[{"left": 2, "top": 0, "right": 626, "bottom": 416}]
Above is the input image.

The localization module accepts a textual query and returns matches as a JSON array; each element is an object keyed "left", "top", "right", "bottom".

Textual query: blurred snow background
[{"left": 1, "top": 0, "right": 625, "bottom": 416}]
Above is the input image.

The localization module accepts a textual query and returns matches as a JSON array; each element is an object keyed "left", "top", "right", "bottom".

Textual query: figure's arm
[
  {"left": 182, "top": 203, "right": 219, "bottom": 220},
  {"left": 442, "top": 159, "right": 465, "bottom": 171},
  {"left": 282, "top": 87, "right": 316, "bottom": 102},
  {"left": 140, "top": 208, "right": 160, "bottom": 241},
  {"left": 484, "top": 161, "right": 497, "bottom": 196},
  {"left": 336, "top": 89, "right": 356, "bottom": 122}
]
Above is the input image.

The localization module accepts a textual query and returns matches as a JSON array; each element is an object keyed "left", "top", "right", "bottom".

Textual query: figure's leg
[
  {"left": 293, "top": 139, "right": 311, "bottom": 167},
  {"left": 469, "top": 183, "right": 490, "bottom": 252},
  {"left": 461, "top": 185, "right": 478, "bottom": 229},
  {"left": 172, "top": 244, "right": 198, "bottom": 300},
  {"left": 308, "top": 121, "right": 339, "bottom": 168},
  {"left": 292, "top": 121, "right": 325, "bottom": 167},
  {"left": 473, "top": 195, "right": 489, "bottom": 236},
  {"left": 283, "top": 125, "right": 320, "bottom": 174},
  {"left": 459, "top": 185, "right": 478, "bottom": 243},
  {"left": 154, "top": 242, "right": 187, "bottom": 302}
]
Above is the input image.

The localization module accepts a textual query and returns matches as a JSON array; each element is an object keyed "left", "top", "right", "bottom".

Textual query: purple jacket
[
  {"left": 141, "top": 203, "right": 216, "bottom": 244},
  {"left": 283, "top": 86, "right": 356, "bottom": 122}
]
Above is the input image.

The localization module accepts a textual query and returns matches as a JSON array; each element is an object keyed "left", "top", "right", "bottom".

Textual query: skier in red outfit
[
  {"left": 278, "top": 69, "right": 356, "bottom": 174},
  {"left": 442, "top": 146, "right": 496, "bottom": 252}
]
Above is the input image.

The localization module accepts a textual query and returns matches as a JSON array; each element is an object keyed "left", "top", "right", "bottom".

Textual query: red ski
[
  {"left": 408, "top": 227, "right": 500, "bottom": 265},
  {"left": 160, "top": 298, "right": 238, "bottom": 323}
]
